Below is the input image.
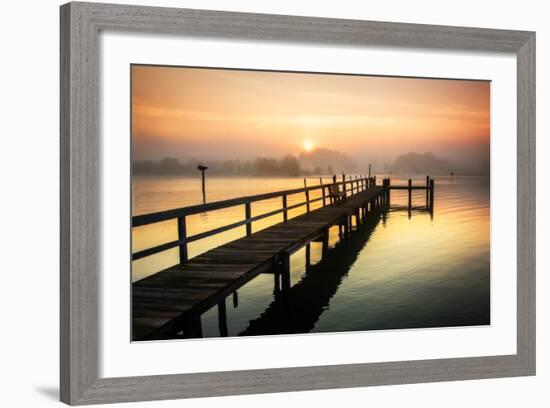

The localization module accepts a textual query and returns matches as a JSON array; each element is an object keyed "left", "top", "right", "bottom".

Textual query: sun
[{"left": 303, "top": 140, "right": 314, "bottom": 152}]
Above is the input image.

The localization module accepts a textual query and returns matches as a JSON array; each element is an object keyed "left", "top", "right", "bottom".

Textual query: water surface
[{"left": 132, "top": 175, "right": 490, "bottom": 338}]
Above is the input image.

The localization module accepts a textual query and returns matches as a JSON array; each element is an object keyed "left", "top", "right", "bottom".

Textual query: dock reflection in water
[{"left": 240, "top": 204, "right": 386, "bottom": 336}]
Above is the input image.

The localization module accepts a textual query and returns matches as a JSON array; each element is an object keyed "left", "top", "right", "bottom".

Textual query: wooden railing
[{"left": 132, "top": 175, "right": 377, "bottom": 263}]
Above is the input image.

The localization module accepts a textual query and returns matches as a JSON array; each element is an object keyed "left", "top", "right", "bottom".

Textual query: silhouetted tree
[{"left": 279, "top": 155, "right": 301, "bottom": 176}]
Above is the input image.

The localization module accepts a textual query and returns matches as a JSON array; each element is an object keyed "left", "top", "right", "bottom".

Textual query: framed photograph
[{"left": 60, "top": 2, "right": 535, "bottom": 405}]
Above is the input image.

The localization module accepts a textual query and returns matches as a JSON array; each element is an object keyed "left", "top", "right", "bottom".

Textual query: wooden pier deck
[{"left": 132, "top": 176, "right": 434, "bottom": 340}]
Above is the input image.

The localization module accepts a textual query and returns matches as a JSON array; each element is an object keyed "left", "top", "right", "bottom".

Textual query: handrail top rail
[{"left": 133, "top": 176, "right": 372, "bottom": 227}]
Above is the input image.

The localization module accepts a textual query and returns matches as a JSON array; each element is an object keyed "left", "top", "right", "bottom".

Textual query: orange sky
[{"left": 131, "top": 65, "right": 490, "bottom": 171}]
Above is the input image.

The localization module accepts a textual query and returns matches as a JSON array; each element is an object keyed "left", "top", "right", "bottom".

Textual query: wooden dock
[{"left": 132, "top": 176, "right": 434, "bottom": 340}]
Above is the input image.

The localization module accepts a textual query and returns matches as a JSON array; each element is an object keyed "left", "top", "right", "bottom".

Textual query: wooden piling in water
[
  {"left": 430, "top": 178, "right": 435, "bottom": 209},
  {"left": 426, "top": 176, "right": 430, "bottom": 206},
  {"left": 408, "top": 178, "right": 412, "bottom": 209}
]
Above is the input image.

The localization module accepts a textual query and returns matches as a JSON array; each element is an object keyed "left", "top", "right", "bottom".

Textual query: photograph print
[{"left": 131, "top": 65, "right": 490, "bottom": 341}]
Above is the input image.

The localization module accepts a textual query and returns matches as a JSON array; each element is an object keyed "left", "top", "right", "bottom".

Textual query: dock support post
[
  {"left": 274, "top": 271, "right": 281, "bottom": 295},
  {"left": 183, "top": 315, "right": 202, "bottom": 338},
  {"left": 177, "top": 216, "right": 188, "bottom": 264},
  {"left": 343, "top": 216, "right": 349, "bottom": 236},
  {"left": 305, "top": 243, "right": 311, "bottom": 268},
  {"left": 245, "top": 202, "right": 252, "bottom": 236},
  {"left": 280, "top": 252, "right": 291, "bottom": 291},
  {"left": 282, "top": 194, "right": 288, "bottom": 222},
  {"left": 233, "top": 291, "right": 238, "bottom": 308},
  {"left": 218, "top": 300, "right": 228, "bottom": 337},
  {"left": 322, "top": 228, "right": 329, "bottom": 257}
]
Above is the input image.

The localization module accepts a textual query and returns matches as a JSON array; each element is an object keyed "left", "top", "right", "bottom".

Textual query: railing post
[
  {"left": 374, "top": 175, "right": 377, "bottom": 187},
  {"left": 304, "top": 178, "right": 310, "bottom": 212},
  {"left": 342, "top": 173, "right": 346, "bottom": 197},
  {"left": 282, "top": 194, "right": 288, "bottom": 222},
  {"left": 320, "top": 178, "right": 326, "bottom": 207},
  {"left": 177, "top": 216, "right": 188, "bottom": 264},
  {"left": 245, "top": 202, "right": 252, "bottom": 236}
]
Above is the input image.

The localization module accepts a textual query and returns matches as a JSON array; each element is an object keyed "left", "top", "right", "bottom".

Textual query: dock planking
[{"left": 133, "top": 185, "right": 385, "bottom": 340}]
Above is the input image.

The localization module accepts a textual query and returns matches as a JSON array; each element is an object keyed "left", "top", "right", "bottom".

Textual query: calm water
[{"left": 132, "top": 175, "right": 490, "bottom": 338}]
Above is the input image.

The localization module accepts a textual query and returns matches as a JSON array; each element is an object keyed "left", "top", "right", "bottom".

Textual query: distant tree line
[
  {"left": 133, "top": 155, "right": 333, "bottom": 177},
  {"left": 388, "top": 152, "right": 451, "bottom": 175}
]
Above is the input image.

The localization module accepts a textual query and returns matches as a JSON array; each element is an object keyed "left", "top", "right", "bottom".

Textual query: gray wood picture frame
[{"left": 60, "top": 2, "right": 536, "bottom": 405}]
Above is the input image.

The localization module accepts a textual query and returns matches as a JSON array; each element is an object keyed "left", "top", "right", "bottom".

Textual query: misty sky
[{"left": 131, "top": 65, "right": 490, "bottom": 172}]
